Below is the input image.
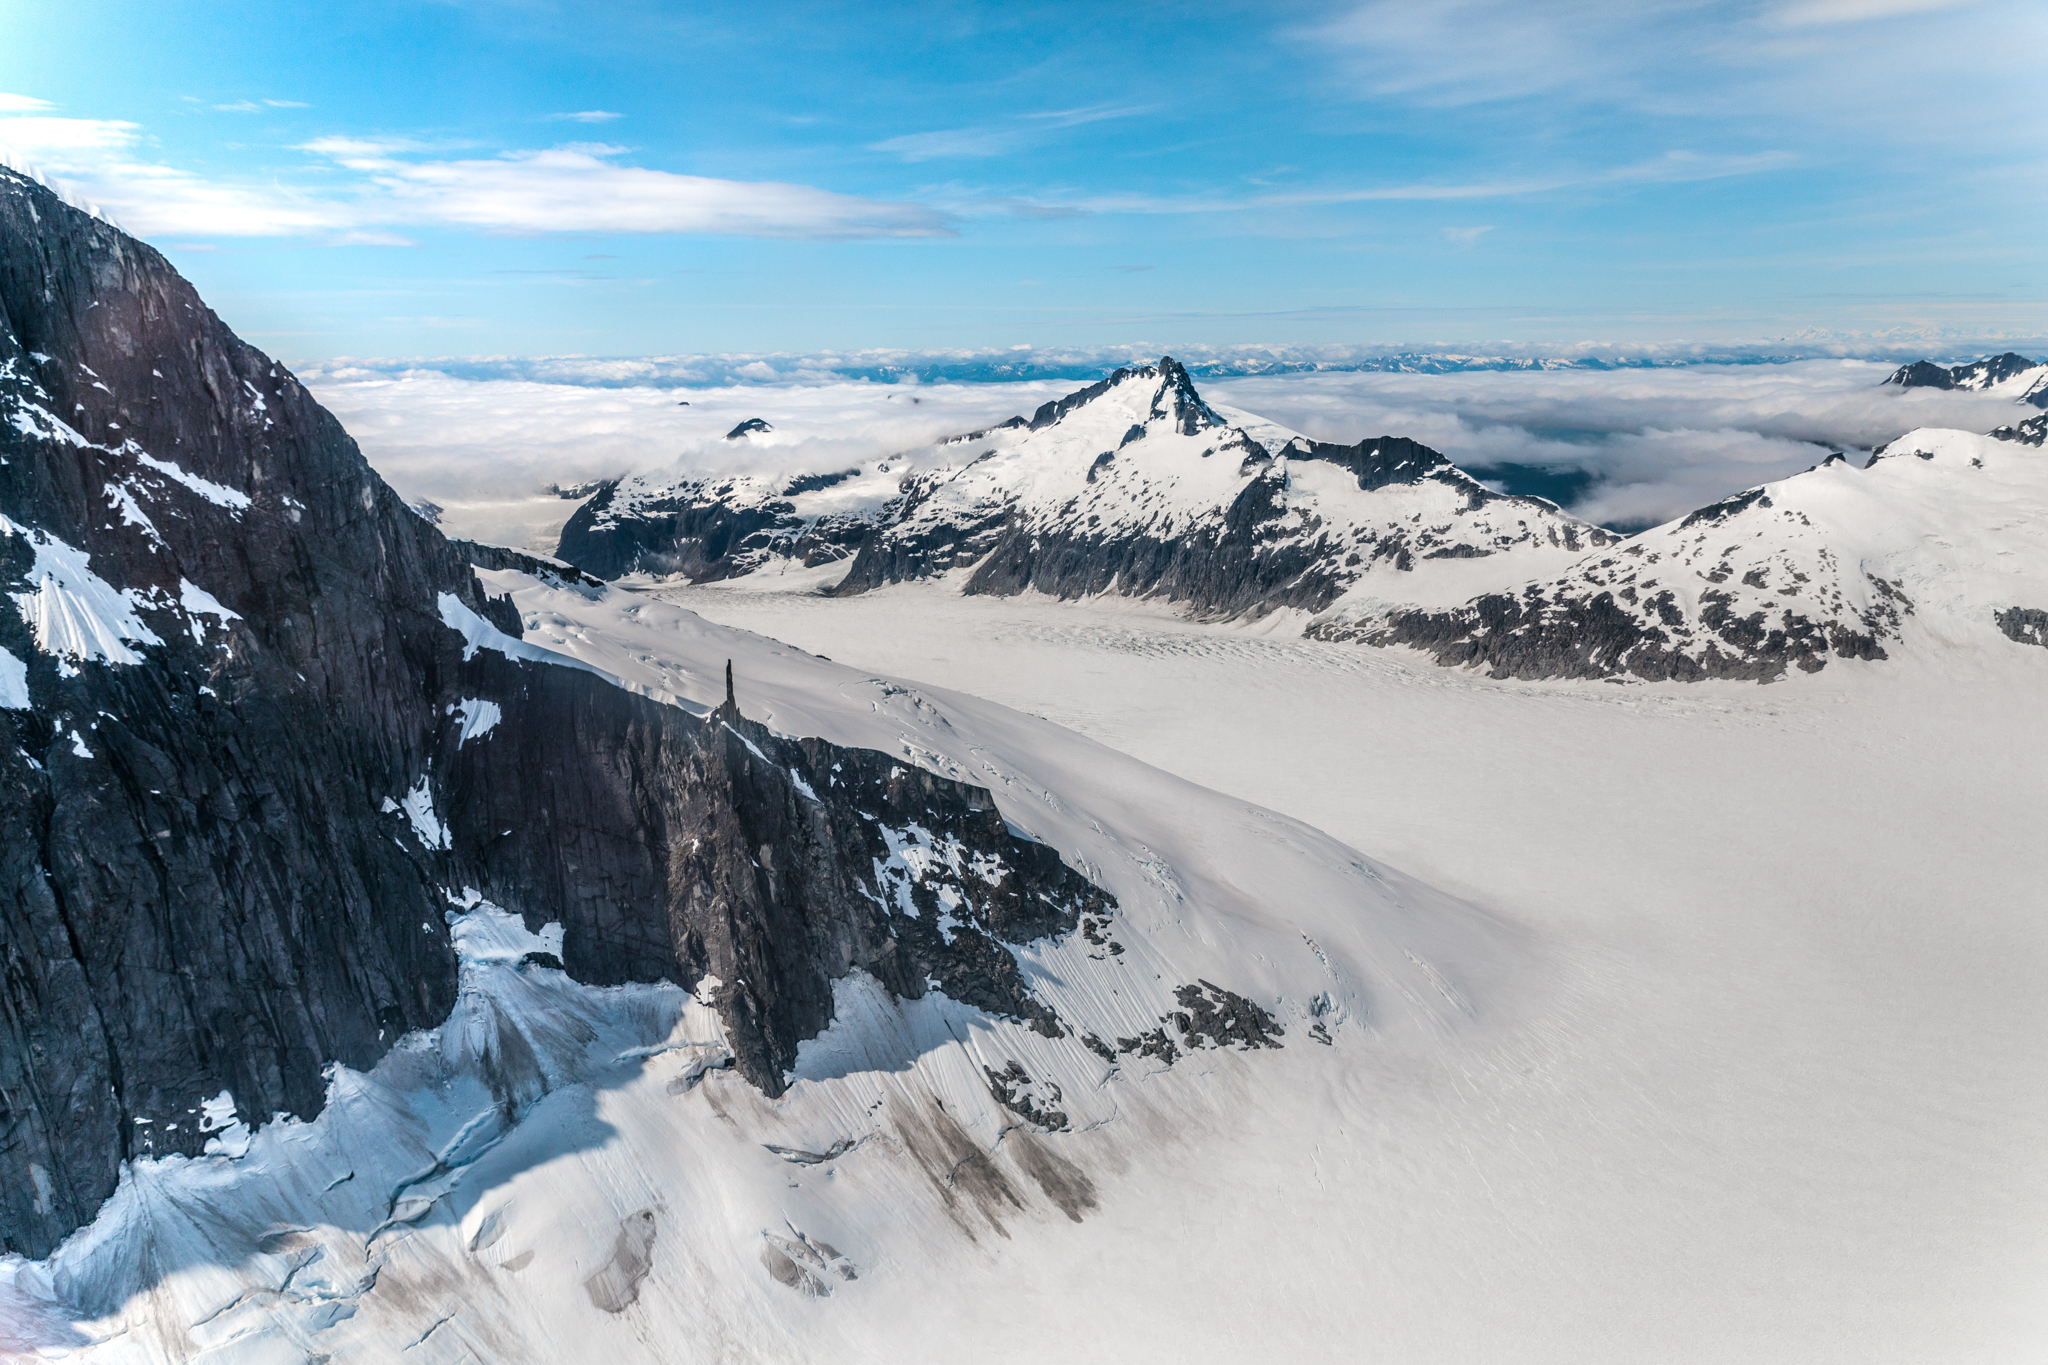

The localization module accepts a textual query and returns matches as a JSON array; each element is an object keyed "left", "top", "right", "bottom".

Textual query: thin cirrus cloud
[
  {"left": 870, "top": 103, "right": 1153, "bottom": 162},
  {"left": 1768, "top": 0, "right": 1980, "bottom": 24},
  {"left": 973, "top": 149, "right": 1796, "bottom": 218},
  {"left": 869, "top": 127, "right": 1022, "bottom": 161},
  {"left": 0, "top": 103, "right": 952, "bottom": 241},
  {"left": 1300, "top": 0, "right": 2025, "bottom": 145},
  {"left": 548, "top": 110, "right": 624, "bottom": 123}
]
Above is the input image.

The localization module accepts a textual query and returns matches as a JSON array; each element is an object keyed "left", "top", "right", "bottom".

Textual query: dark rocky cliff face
[{"left": 0, "top": 170, "right": 1107, "bottom": 1258}]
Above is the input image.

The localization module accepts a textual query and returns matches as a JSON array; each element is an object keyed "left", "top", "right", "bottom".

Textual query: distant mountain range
[
  {"left": 297, "top": 342, "right": 2048, "bottom": 391},
  {"left": 555, "top": 353, "right": 2048, "bottom": 683}
]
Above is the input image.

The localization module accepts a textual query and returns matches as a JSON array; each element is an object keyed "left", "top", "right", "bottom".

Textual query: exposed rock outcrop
[{"left": 0, "top": 168, "right": 1110, "bottom": 1257}]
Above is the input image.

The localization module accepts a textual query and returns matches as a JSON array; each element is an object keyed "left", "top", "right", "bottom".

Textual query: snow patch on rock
[
  {"left": 1, "top": 513, "right": 161, "bottom": 665},
  {"left": 449, "top": 696, "right": 502, "bottom": 746}
]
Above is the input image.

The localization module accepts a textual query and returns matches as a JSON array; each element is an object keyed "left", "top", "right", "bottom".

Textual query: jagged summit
[{"left": 1021, "top": 355, "right": 1223, "bottom": 436}]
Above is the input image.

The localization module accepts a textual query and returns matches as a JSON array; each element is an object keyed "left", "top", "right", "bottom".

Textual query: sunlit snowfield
[
  {"left": 653, "top": 571, "right": 2048, "bottom": 1361},
  {"left": 30, "top": 362, "right": 2037, "bottom": 1363}
]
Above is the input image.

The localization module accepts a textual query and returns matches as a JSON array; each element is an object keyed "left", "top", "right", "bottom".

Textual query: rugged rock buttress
[{"left": 0, "top": 169, "right": 1110, "bottom": 1257}]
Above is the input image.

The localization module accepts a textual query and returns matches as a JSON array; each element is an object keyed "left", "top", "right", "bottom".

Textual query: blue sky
[{"left": 1, "top": 0, "right": 2042, "bottom": 358}]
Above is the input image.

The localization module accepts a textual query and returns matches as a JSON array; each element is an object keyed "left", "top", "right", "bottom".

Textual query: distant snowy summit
[
  {"left": 557, "top": 357, "right": 1617, "bottom": 614},
  {"left": 1884, "top": 350, "right": 2048, "bottom": 407}
]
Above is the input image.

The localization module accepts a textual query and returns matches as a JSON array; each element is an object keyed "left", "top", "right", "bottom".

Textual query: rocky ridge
[
  {"left": 556, "top": 468, "right": 879, "bottom": 581},
  {"left": 0, "top": 168, "right": 1143, "bottom": 1257},
  {"left": 1338, "top": 419, "right": 2048, "bottom": 680}
]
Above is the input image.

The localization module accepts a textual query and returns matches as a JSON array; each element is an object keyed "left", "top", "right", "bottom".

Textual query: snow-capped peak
[{"left": 1020, "top": 355, "right": 1223, "bottom": 439}]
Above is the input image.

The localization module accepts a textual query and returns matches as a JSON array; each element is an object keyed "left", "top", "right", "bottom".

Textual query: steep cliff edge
[{"left": 0, "top": 168, "right": 1105, "bottom": 1257}]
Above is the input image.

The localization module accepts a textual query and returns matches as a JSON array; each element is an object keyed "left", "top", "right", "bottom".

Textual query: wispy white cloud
[
  {"left": 0, "top": 110, "right": 952, "bottom": 242},
  {"left": 1768, "top": 0, "right": 1978, "bottom": 25},
  {"left": 971, "top": 149, "right": 1794, "bottom": 218},
  {"left": 204, "top": 97, "right": 310, "bottom": 112},
  {"left": 1306, "top": 0, "right": 1670, "bottom": 108},
  {"left": 870, "top": 127, "right": 1021, "bottom": 161},
  {"left": 0, "top": 94, "right": 53, "bottom": 113},
  {"left": 548, "top": 110, "right": 623, "bottom": 123},
  {"left": 1300, "top": 0, "right": 2035, "bottom": 155},
  {"left": 1442, "top": 225, "right": 1494, "bottom": 245},
  {"left": 294, "top": 135, "right": 473, "bottom": 167},
  {"left": 0, "top": 114, "right": 142, "bottom": 157},
  {"left": 1023, "top": 103, "right": 1159, "bottom": 128},
  {"left": 871, "top": 104, "right": 1154, "bottom": 162},
  {"left": 311, "top": 143, "right": 952, "bottom": 238}
]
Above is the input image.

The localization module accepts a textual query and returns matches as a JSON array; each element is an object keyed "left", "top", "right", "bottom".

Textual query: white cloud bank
[
  {"left": 306, "top": 366, "right": 1059, "bottom": 550},
  {"left": 298, "top": 355, "right": 2040, "bottom": 550},
  {"left": 1207, "top": 360, "right": 2036, "bottom": 527},
  {"left": 0, "top": 102, "right": 949, "bottom": 241}
]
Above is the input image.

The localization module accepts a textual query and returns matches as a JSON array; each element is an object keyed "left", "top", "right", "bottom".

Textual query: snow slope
[
  {"left": 4, "top": 567, "right": 1526, "bottom": 1364},
  {"left": 10, "top": 556, "right": 2045, "bottom": 1363},
  {"left": 655, "top": 573, "right": 2048, "bottom": 1364}
]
